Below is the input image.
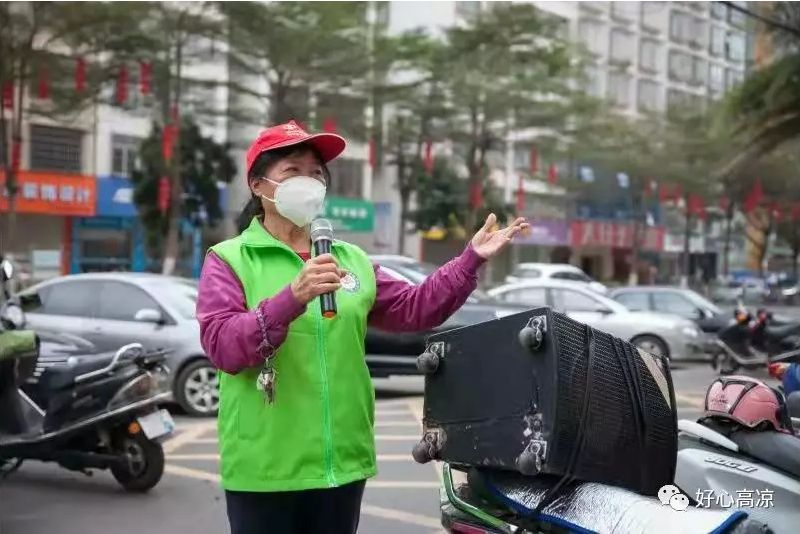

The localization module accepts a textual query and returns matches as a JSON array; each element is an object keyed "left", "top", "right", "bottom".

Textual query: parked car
[
  {"left": 368, "top": 255, "right": 530, "bottom": 376},
  {"left": 19, "top": 273, "right": 215, "bottom": 416},
  {"left": 609, "top": 286, "right": 728, "bottom": 334},
  {"left": 710, "top": 278, "right": 769, "bottom": 305},
  {"left": 488, "top": 280, "right": 705, "bottom": 361},
  {"left": 503, "top": 262, "right": 608, "bottom": 294}
]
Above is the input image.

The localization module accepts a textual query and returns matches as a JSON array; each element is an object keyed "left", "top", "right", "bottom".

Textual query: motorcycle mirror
[{"left": 1, "top": 259, "right": 13, "bottom": 282}]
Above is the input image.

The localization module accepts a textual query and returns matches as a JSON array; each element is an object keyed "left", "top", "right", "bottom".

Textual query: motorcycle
[
  {"left": 0, "top": 258, "right": 174, "bottom": 492},
  {"left": 674, "top": 359, "right": 800, "bottom": 534}
]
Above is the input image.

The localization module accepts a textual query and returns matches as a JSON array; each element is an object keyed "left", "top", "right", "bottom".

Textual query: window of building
[
  {"left": 641, "top": 1, "right": 666, "bottom": 32},
  {"left": 689, "top": 17, "right": 707, "bottom": 48},
  {"left": 726, "top": 31, "right": 745, "bottom": 62},
  {"left": 578, "top": 19, "right": 605, "bottom": 56},
  {"left": 639, "top": 39, "right": 660, "bottom": 72},
  {"left": 607, "top": 71, "right": 631, "bottom": 107},
  {"left": 668, "top": 50, "right": 693, "bottom": 82},
  {"left": 709, "top": 63, "right": 725, "bottom": 96},
  {"left": 728, "top": 1, "right": 746, "bottom": 27},
  {"left": 30, "top": 125, "right": 82, "bottom": 173},
  {"left": 668, "top": 88, "right": 703, "bottom": 114},
  {"left": 726, "top": 68, "right": 744, "bottom": 90},
  {"left": 711, "top": 2, "right": 727, "bottom": 20},
  {"left": 111, "top": 135, "right": 141, "bottom": 177},
  {"left": 611, "top": 1, "right": 638, "bottom": 21},
  {"left": 610, "top": 29, "right": 634, "bottom": 63},
  {"left": 692, "top": 56, "right": 707, "bottom": 85},
  {"left": 326, "top": 158, "right": 363, "bottom": 199},
  {"left": 710, "top": 26, "right": 725, "bottom": 56},
  {"left": 637, "top": 79, "right": 660, "bottom": 112},
  {"left": 584, "top": 64, "right": 604, "bottom": 97},
  {"left": 669, "top": 11, "right": 692, "bottom": 43}
]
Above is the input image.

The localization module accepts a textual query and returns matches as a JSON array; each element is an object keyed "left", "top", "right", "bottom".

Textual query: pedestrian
[{"left": 196, "top": 120, "right": 528, "bottom": 534}]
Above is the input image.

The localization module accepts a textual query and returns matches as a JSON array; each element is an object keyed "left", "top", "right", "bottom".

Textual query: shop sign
[
  {"left": 0, "top": 171, "right": 96, "bottom": 216},
  {"left": 96, "top": 175, "right": 137, "bottom": 218},
  {"left": 516, "top": 219, "right": 569, "bottom": 246},
  {"left": 570, "top": 220, "right": 665, "bottom": 252},
  {"left": 322, "top": 196, "right": 374, "bottom": 233}
]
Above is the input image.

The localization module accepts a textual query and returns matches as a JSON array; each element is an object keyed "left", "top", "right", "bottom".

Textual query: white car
[
  {"left": 505, "top": 262, "right": 608, "bottom": 294},
  {"left": 488, "top": 280, "right": 706, "bottom": 361}
]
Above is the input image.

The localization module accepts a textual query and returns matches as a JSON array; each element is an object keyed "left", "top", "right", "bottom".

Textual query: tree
[
  {"left": 0, "top": 1, "right": 150, "bottom": 245},
  {"left": 131, "top": 118, "right": 235, "bottom": 261}
]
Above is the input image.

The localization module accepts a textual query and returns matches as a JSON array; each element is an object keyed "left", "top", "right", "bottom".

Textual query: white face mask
[{"left": 258, "top": 176, "right": 327, "bottom": 227}]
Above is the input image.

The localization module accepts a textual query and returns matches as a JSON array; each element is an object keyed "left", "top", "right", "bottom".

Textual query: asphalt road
[{"left": 0, "top": 365, "right": 777, "bottom": 534}]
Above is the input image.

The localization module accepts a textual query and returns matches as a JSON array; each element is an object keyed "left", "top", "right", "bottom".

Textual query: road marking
[
  {"left": 375, "top": 421, "right": 420, "bottom": 427},
  {"left": 164, "top": 423, "right": 216, "bottom": 454},
  {"left": 675, "top": 393, "right": 704, "bottom": 408},
  {"left": 167, "top": 453, "right": 414, "bottom": 462},
  {"left": 192, "top": 438, "right": 218, "bottom": 444},
  {"left": 375, "top": 434, "right": 419, "bottom": 441},
  {"left": 360, "top": 504, "right": 441, "bottom": 529},
  {"left": 165, "top": 463, "right": 438, "bottom": 489},
  {"left": 375, "top": 409, "right": 412, "bottom": 416}
]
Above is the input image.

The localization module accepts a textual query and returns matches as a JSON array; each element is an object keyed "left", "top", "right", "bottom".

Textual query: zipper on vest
[{"left": 316, "top": 298, "right": 336, "bottom": 487}]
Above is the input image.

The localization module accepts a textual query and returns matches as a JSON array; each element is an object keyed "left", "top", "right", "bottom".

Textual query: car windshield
[
  {"left": 682, "top": 290, "right": 722, "bottom": 315},
  {"left": 146, "top": 278, "right": 198, "bottom": 319}
]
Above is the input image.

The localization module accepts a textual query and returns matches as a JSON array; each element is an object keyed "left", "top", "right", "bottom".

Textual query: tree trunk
[
  {"left": 722, "top": 199, "right": 735, "bottom": 276},
  {"left": 162, "top": 37, "right": 184, "bottom": 276},
  {"left": 681, "top": 196, "right": 692, "bottom": 288},
  {"left": 757, "top": 213, "right": 774, "bottom": 277},
  {"left": 395, "top": 117, "right": 409, "bottom": 255}
]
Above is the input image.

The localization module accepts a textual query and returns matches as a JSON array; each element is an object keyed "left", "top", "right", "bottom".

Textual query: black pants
[{"left": 225, "top": 480, "right": 366, "bottom": 534}]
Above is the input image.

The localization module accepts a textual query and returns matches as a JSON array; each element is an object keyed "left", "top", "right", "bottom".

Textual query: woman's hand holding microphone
[{"left": 290, "top": 254, "right": 345, "bottom": 305}]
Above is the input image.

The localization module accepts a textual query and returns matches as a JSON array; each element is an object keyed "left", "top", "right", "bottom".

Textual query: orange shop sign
[{"left": 0, "top": 171, "right": 96, "bottom": 216}]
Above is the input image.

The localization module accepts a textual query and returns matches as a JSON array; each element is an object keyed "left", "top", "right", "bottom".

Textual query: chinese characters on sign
[
  {"left": 695, "top": 489, "right": 774, "bottom": 509},
  {"left": 0, "top": 171, "right": 96, "bottom": 217},
  {"left": 569, "top": 220, "right": 665, "bottom": 252}
]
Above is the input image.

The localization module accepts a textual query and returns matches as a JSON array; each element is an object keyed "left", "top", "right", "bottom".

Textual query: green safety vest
[{"left": 210, "top": 218, "right": 377, "bottom": 492}]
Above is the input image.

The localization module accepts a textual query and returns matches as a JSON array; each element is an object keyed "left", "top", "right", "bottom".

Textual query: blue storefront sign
[{"left": 96, "top": 176, "right": 138, "bottom": 218}]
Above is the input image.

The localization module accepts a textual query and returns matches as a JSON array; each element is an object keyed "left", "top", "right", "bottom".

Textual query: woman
[{"left": 196, "top": 120, "right": 528, "bottom": 534}]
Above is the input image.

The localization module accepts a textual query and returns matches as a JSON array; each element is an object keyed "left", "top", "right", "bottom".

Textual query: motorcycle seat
[
  {"left": 39, "top": 354, "right": 116, "bottom": 390},
  {"left": 469, "top": 469, "right": 769, "bottom": 534},
  {"left": 729, "top": 429, "right": 800, "bottom": 478},
  {"left": 765, "top": 322, "right": 800, "bottom": 340}
]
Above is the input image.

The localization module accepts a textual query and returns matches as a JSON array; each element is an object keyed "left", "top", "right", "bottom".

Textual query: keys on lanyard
[{"left": 256, "top": 360, "right": 276, "bottom": 404}]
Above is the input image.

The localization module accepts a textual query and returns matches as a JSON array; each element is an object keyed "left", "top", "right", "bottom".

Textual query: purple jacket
[{"left": 196, "top": 245, "right": 486, "bottom": 374}]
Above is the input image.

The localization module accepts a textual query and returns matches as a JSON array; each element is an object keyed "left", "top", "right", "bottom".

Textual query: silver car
[
  {"left": 20, "top": 273, "right": 217, "bottom": 416},
  {"left": 488, "top": 280, "right": 705, "bottom": 361}
]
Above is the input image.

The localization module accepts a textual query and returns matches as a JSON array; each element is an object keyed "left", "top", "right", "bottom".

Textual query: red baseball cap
[{"left": 245, "top": 120, "right": 346, "bottom": 176}]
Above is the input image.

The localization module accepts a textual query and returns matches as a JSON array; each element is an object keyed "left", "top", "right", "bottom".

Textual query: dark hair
[{"left": 236, "top": 143, "right": 331, "bottom": 233}]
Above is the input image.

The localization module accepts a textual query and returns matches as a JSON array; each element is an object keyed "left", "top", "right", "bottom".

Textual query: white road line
[
  {"left": 192, "top": 438, "right": 219, "bottom": 444},
  {"left": 164, "top": 423, "right": 216, "bottom": 454},
  {"left": 375, "top": 421, "right": 421, "bottom": 427},
  {"left": 375, "top": 434, "right": 419, "bottom": 441},
  {"left": 360, "top": 504, "right": 441, "bottom": 529},
  {"left": 165, "top": 463, "right": 439, "bottom": 489},
  {"left": 375, "top": 409, "right": 413, "bottom": 416},
  {"left": 675, "top": 393, "right": 704, "bottom": 408}
]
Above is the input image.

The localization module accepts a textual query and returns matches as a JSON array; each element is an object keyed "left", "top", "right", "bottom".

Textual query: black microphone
[{"left": 310, "top": 218, "right": 337, "bottom": 319}]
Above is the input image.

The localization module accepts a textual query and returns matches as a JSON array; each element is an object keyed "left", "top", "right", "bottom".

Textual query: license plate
[{"left": 138, "top": 409, "right": 175, "bottom": 440}]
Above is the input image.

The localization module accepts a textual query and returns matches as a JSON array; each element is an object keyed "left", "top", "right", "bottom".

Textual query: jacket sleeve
[
  {"left": 196, "top": 252, "right": 306, "bottom": 375},
  {"left": 367, "top": 244, "right": 486, "bottom": 332}
]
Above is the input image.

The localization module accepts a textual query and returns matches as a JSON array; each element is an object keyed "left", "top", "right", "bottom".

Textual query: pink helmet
[{"left": 704, "top": 376, "right": 786, "bottom": 431}]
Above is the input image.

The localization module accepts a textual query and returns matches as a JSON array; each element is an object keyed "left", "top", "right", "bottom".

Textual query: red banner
[
  {"left": 158, "top": 176, "right": 170, "bottom": 214},
  {"left": 570, "top": 220, "right": 665, "bottom": 252},
  {"left": 0, "top": 171, "right": 96, "bottom": 216},
  {"left": 75, "top": 57, "right": 87, "bottom": 93}
]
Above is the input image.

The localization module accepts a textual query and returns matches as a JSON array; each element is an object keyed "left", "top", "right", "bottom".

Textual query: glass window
[
  {"left": 498, "top": 287, "right": 547, "bottom": 306},
  {"left": 668, "top": 50, "right": 692, "bottom": 82},
  {"left": 584, "top": 64, "right": 604, "bottom": 97},
  {"left": 653, "top": 292, "right": 697, "bottom": 318},
  {"left": 552, "top": 289, "right": 604, "bottom": 312},
  {"left": 711, "top": 2, "right": 727, "bottom": 19},
  {"left": 513, "top": 266, "right": 542, "bottom": 279},
  {"left": 579, "top": 19, "right": 605, "bottom": 56},
  {"left": 145, "top": 279, "right": 197, "bottom": 320},
  {"left": 726, "top": 68, "right": 744, "bottom": 90},
  {"left": 692, "top": 56, "right": 707, "bottom": 85},
  {"left": 728, "top": 1, "right": 746, "bottom": 27},
  {"left": 639, "top": 39, "right": 660, "bottom": 71},
  {"left": 710, "top": 26, "right": 725, "bottom": 56},
  {"left": 38, "top": 281, "right": 97, "bottom": 317},
  {"left": 726, "top": 31, "right": 745, "bottom": 62},
  {"left": 611, "top": 2, "right": 637, "bottom": 21},
  {"left": 690, "top": 17, "right": 707, "bottom": 47},
  {"left": 709, "top": 63, "right": 725, "bottom": 95},
  {"left": 111, "top": 135, "right": 141, "bottom": 177},
  {"left": 607, "top": 71, "right": 631, "bottom": 107},
  {"left": 669, "top": 11, "right": 691, "bottom": 43},
  {"left": 641, "top": 1, "right": 666, "bottom": 30},
  {"left": 30, "top": 125, "right": 82, "bottom": 173},
  {"left": 326, "top": 158, "right": 363, "bottom": 199},
  {"left": 96, "top": 281, "right": 161, "bottom": 321},
  {"left": 615, "top": 292, "right": 650, "bottom": 311},
  {"left": 551, "top": 271, "right": 592, "bottom": 282},
  {"left": 638, "top": 79, "right": 660, "bottom": 112},
  {"left": 610, "top": 30, "right": 634, "bottom": 63}
]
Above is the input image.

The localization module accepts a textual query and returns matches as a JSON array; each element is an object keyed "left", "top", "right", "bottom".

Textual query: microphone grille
[{"left": 310, "top": 218, "right": 334, "bottom": 242}]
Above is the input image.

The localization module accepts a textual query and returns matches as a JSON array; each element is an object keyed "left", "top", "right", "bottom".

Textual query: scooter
[
  {"left": 0, "top": 258, "right": 174, "bottom": 492},
  {"left": 750, "top": 309, "right": 800, "bottom": 356},
  {"left": 709, "top": 308, "right": 770, "bottom": 375},
  {"left": 675, "top": 360, "right": 800, "bottom": 534}
]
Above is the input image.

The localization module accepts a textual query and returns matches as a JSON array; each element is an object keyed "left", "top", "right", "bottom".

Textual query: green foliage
[{"left": 130, "top": 119, "right": 236, "bottom": 253}]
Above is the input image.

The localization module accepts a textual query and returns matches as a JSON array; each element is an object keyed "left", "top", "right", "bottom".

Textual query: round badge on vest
[{"left": 340, "top": 271, "right": 360, "bottom": 293}]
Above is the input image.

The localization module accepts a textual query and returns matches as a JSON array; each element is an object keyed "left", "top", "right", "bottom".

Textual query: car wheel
[
  {"left": 632, "top": 335, "right": 669, "bottom": 360},
  {"left": 175, "top": 359, "right": 219, "bottom": 417}
]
